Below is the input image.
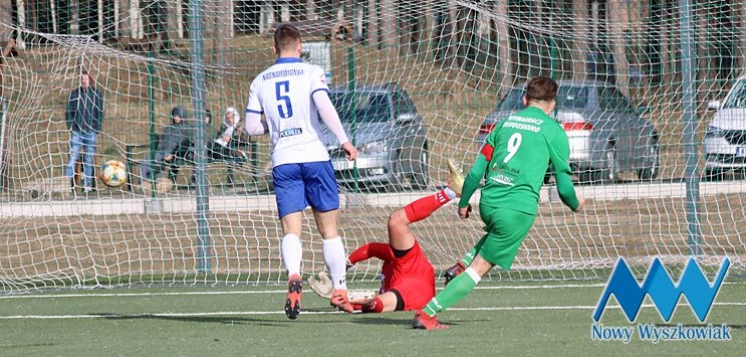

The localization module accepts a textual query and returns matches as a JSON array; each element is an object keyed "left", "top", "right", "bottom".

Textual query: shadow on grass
[
  {"left": 349, "top": 316, "right": 411, "bottom": 326},
  {"left": 90, "top": 313, "right": 286, "bottom": 327},
  {"left": 87, "top": 309, "right": 362, "bottom": 327},
  {"left": 0, "top": 342, "right": 58, "bottom": 350},
  {"left": 349, "top": 315, "right": 466, "bottom": 329}
]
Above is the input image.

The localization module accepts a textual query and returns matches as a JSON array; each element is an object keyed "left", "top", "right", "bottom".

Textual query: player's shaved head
[
  {"left": 274, "top": 24, "right": 302, "bottom": 52},
  {"left": 525, "top": 77, "right": 558, "bottom": 103}
]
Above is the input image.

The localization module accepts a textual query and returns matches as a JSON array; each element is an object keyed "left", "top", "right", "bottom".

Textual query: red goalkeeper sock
[
  {"left": 404, "top": 189, "right": 452, "bottom": 223},
  {"left": 362, "top": 297, "right": 384, "bottom": 314}
]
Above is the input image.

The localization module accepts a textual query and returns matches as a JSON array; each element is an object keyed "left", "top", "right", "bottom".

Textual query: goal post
[{"left": 0, "top": 1, "right": 744, "bottom": 293}]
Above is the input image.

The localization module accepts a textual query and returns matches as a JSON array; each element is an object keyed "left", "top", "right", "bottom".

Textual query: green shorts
[{"left": 476, "top": 205, "right": 536, "bottom": 270}]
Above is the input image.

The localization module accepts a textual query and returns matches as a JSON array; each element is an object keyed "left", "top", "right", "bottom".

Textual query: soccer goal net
[{"left": 0, "top": 1, "right": 743, "bottom": 293}]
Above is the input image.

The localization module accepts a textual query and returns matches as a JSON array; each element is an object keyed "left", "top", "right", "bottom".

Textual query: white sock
[
  {"left": 281, "top": 234, "right": 302, "bottom": 277},
  {"left": 322, "top": 237, "right": 348, "bottom": 290},
  {"left": 444, "top": 187, "right": 457, "bottom": 200},
  {"left": 465, "top": 267, "right": 482, "bottom": 284}
]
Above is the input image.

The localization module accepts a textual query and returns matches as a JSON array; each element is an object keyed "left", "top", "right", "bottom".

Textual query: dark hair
[
  {"left": 274, "top": 24, "right": 301, "bottom": 52},
  {"left": 205, "top": 109, "right": 212, "bottom": 124},
  {"left": 80, "top": 69, "right": 95, "bottom": 87},
  {"left": 525, "top": 77, "right": 558, "bottom": 103},
  {"left": 171, "top": 106, "right": 185, "bottom": 120}
]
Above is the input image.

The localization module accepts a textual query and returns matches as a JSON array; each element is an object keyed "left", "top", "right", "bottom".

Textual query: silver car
[
  {"left": 322, "top": 84, "right": 429, "bottom": 191},
  {"left": 478, "top": 80, "right": 660, "bottom": 183},
  {"left": 705, "top": 74, "right": 746, "bottom": 180}
]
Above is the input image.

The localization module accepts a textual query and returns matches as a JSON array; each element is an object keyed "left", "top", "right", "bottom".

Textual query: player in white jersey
[{"left": 244, "top": 24, "right": 358, "bottom": 320}]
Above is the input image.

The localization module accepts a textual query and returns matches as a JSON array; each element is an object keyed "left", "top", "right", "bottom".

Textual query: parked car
[
  {"left": 478, "top": 80, "right": 660, "bottom": 183},
  {"left": 705, "top": 74, "right": 746, "bottom": 180},
  {"left": 322, "top": 84, "right": 429, "bottom": 190}
]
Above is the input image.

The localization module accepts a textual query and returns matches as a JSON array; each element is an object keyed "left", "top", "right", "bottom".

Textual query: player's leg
[
  {"left": 65, "top": 131, "right": 83, "bottom": 191},
  {"left": 81, "top": 133, "right": 97, "bottom": 190},
  {"left": 388, "top": 187, "right": 458, "bottom": 251},
  {"left": 443, "top": 235, "right": 487, "bottom": 285},
  {"left": 352, "top": 291, "right": 399, "bottom": 314},
  {"left": 302, "top": 161, "right": 353, "bottom": 312},
  {"left": 442, "top": 158, "right": 470, "bottom": 283},
  {"left": 415, "top": 208, "right": 535, "bottom": 330},
  {"left": 274, "top": 163, "right": 308, "bottom": 320}
]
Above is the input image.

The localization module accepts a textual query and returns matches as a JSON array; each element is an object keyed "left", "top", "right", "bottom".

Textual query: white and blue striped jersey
[{"left": 246, "top": 58, "right": 331, "bottom": 167}]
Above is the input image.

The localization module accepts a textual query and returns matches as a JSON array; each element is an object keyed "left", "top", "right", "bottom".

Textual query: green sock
[
  {"left": 423, "top": 270, "right": 479, "bottom": 317},
  {"left": 461, "top": 235, "right": 487, "bottom": 267}
]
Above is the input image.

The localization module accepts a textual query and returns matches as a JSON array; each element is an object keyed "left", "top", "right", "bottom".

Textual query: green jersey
[{"left": 459, "top": 106, "right": 578, "bottom": 215}]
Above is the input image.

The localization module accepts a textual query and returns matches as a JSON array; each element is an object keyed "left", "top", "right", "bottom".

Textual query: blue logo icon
[{"left": 593, "top": 257, "right": 730, "bottom": 323}]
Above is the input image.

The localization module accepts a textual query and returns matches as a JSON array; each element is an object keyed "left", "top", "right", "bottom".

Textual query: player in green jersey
[{"left": 413, "top": 76, "right": 587, "bottom": 330}]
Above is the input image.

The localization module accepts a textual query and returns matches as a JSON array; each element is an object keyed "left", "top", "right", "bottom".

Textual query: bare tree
[
  {"left": 608, "top": 0, "right": 629, "bottom": 96},
  {"left": 431, "top": 0, "right": 452, "bottom": 65},
  {"left": 571, "top": 0, "right": 590, "bottom": 81},
  {"left": 367, "top": 0, "right": 379, "bottom": 47},
  {"left": 215, "top": 0, "right": 233, "bottom": 68},
  {"left": 379, "top": 0, "right": 396, "bottom": 53},
  {"left": 493, "top": 0, "right": 511, "bottom": 90},
  {"left": 398, "top": 0, "right": 423, "bottom": 56},
  {"left": 0, "top": 0, "right": 12, "bottom": 40}
]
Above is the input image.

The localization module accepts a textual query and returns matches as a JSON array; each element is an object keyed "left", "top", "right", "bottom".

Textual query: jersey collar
[
  {"left": 275, "top": 57, "right": 303, "bottom": 64},
  {"left": 522, "top": 106, "right": 549, "bottom": 118}
]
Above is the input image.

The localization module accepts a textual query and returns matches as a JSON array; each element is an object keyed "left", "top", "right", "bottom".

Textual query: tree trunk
[
  {"left": 70, "top": 0, "right": 79, "bottom": 35},
  {"left": 0, "top": 0, "right": 12, "bottom": 40},
  {"left": 260, "top": 1, "right": 275, "bottom": 35},
  {"left": 495, "top": 0, "right": 511, "bottom": 90},
  {"left": 165, "top": 0, "right": 179, "bottom": 42},
  {"left": 608, "top": 0, "right": 629, "bottom": 97},
  {"left": 98, "top": 0, "right": 104, "bottom": 42},
  {"left": 215, "top": 0, "right": 232, "bottom": 68},
  {"left": 307, "top": 0, "right": 318, "bottom": 21},
  {"left": 17, "top": 0, "right": 27, "bottom": 45},
  {"left": 379, "top": 0, "right": 396, "bottom": 53},
  {"left": 696, "top": 2, "right": 708, "bottom": 86},
  {"left": 571, "top": 0, "right": 589, "bottom": 81},
  {"left": 740, "top": 1, "right": 746, "bottom": 72},
  {"left": 367, "top": 0, "right": 379, "bottom": 48}
]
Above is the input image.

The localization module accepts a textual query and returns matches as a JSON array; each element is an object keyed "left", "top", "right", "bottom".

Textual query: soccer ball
[{"left": 100, "top": 160, "right": 127, "bottom": 188}]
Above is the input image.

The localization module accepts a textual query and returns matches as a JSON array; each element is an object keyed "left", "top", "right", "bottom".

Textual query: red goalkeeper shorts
[
  {"left": 391, "top": 276, "right": 436, "bottom": 311},
  {"left": 387, "top": 241, "right": 436, "bottom": 311}
]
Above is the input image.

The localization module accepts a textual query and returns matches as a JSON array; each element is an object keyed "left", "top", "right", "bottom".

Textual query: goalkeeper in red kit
[{"left": 313, "top": 161, "right": 466, "bottom": 313}]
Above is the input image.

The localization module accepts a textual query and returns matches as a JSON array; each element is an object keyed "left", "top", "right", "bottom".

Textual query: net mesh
[{"left": 0, "top": 0, "right": 744, "bottom": 292}]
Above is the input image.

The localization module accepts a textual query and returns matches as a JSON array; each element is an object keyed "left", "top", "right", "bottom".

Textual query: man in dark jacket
[
  {"left": 140, "top": 107, "right": 191, "bottom": 190},
  {"left": 65, "top": 70, "right": 104, "bottom": 193}
]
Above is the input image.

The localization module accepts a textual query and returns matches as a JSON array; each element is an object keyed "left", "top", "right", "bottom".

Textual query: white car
[{"left": 705, "top": 75, "right": 746, "bottom": 180}]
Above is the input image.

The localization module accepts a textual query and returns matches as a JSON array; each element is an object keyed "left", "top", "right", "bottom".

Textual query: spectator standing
[{"left": 65, "top": 69, "right": 103, "bottom": 193}]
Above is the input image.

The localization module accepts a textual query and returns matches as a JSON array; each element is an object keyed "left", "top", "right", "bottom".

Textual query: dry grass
[{"left": 1, "top": 194, "right": 743, "bottom": 287}]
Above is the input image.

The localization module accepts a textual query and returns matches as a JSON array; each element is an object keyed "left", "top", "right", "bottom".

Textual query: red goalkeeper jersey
[{"left": 348, "top": 241, "right": 435, "bottom": 296}]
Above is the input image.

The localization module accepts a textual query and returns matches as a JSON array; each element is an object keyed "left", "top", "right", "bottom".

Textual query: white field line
[
  {"left": 0, "top": 302, "right": 745, "bottom": 320},
  {"left": 0, "top": 284, "right": 609, "bottom": 300},
  {"left": 2, "top": 281, "right": 743, "bottom": 299}
]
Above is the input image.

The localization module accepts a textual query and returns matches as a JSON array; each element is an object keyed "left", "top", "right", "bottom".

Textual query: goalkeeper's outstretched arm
[{"left": 347, "top": 242, "right": 394, "bottom": 266}]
